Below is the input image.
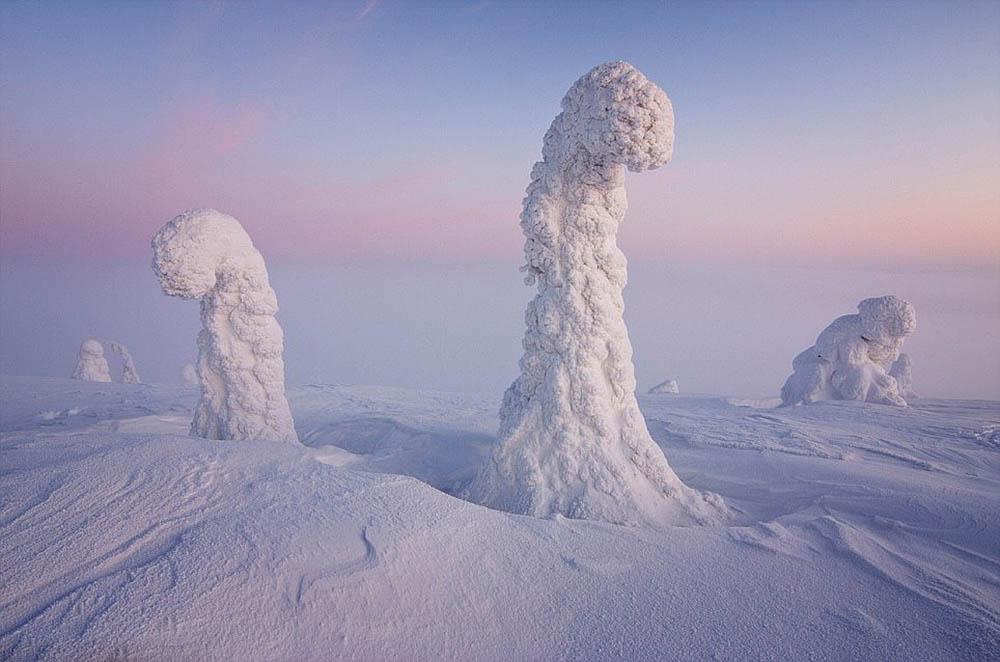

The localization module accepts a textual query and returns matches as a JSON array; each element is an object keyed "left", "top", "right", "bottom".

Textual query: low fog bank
[{"left": 1, "top": 258, "right": 997, "bottom": 400}]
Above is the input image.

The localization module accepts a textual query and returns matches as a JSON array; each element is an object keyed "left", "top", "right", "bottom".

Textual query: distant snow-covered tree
[
  {"left": 110, "top": 342, "right": 140, "bottom": 384},
  {"left": 72, "top": 339, "right": 112, "bottom": 382}
]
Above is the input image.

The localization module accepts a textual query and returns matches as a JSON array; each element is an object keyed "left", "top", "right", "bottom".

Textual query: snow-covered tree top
[
  {"left": 548, "top": 60, "right": 674, "bottom": 172},
  {"left": 151, "top": 208, "right": 268, "bottom": 300},
  {"left": 78, "top": 339, "right": 105, "bottom": 357},
  {"left": 858, "top": 295, "right": 917, "bottom": 340}
]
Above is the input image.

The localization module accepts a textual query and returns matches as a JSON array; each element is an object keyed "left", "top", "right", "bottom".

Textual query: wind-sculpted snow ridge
[
  {"left": 890, "top": 353, "right": 916, "bottom": 399},
  {"left": 152, "top": 209, "right": 297, "bottom": 443},
  {"left": 110, "top": 342, "right": 140, "bottom": 384},
  {"left": 781, "top": 296, "right": 916, "bottom": 407},
  {"left": 649, "top": 379, "right": 679, "bottom": 394},
  {"left": 467, "top": 62, "right": 726, "bottom": 527},
  {"left": 71, "top": 339, "right": 111, "bottom": 382}
]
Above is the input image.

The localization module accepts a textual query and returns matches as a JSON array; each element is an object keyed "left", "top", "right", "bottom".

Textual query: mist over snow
[{"left": 2, "top": 258, "right": 996, "bottom": 400}]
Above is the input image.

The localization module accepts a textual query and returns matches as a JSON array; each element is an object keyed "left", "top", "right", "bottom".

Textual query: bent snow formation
[
  {"left": 152, "top": 209, "right": 297, "bottom": 443},
  {"left": 71, "top": 339, "right": 112, "bottom": 382},
  {"left": 467, "top": 61, "right": 726, "bottom": 527},
  {"left": 649, "top": 379, "right": 680, "bottom": 395},
  {"left": 110, "top": 342, "right": 140, "bottom": 384},
  {"left": 781, "top": 295, "right": 916, "bottom": 407}
]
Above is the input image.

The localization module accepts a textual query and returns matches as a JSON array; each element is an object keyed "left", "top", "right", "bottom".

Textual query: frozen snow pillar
[
  {"left": 780, "top": 296, "right": 916, "bottom": 407},
  {"left": 467, "top": 62, "right": 725, "bottom": 527},
  {"left": 110, "top": 342, "right": 140, "bottom": 384},
  {"left": 72, "top": 339, "right": 112, "bottom": 382},
  {"left": 152, "top": 209, "right": 298, "bottom": 443},
  {"left": 890, "top": 353, "right": 916, "bottom": 399}
]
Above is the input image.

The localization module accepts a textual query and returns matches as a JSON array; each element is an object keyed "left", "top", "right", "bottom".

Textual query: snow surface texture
[
  {"left": 1, "top": 376, "right": 998, "bottom": 661},
  {"left": 181, "top": 363, "right": 198, "bottom": 386},
  {"left": 152, "top": 209, "right": 297, "bottom": 443},
  {"left": 110, "top": 342, "right": 140, "bottom": 384},
  {"left": 71, "top": 339, "right": 111, "bottom": 382},
  {"left": 891, "top": 353, "right": 917, "bottom": 399},
  {"left": 467, "top": 62, "right": 724, "bottom": 527},
  {"left": 781, "top": 295, "right": 917, "bottom": 407},
  {"left": 649, "top": 379, "right": 679, "bottom": 394}
]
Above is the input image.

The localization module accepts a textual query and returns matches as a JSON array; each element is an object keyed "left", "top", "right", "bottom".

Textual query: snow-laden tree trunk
[
  {"left": 467, "top": 62, "right": 726, "bottom": 527},
  {"left": 110, "top": 342, "right": 140, "bottom": 384},
  {"left": 72, "top": 339, "right": 112, "bottom": 382},
  {"left": 152, "top": 209, "right": 297, "bottom": 443}
]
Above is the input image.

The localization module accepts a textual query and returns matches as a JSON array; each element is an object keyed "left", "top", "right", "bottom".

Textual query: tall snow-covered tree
[{"left": 468, "top": 62, "right": 726, "bottom": 527}]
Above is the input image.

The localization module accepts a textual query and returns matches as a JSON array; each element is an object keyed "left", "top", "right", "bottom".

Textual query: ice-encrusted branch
[
  {"left": 781, "top": 295, "right": 916, "bottom": 407},
  {"left": 467, "top": 62, "right": 726, "bottom": 527},
  {"left": 152, "top": 209, "right": 297, "bottom": 443}
]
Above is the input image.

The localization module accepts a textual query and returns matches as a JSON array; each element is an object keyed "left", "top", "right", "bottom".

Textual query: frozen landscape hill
[{"left": 1, "top": 375, "right": 998, "bottom": 660}]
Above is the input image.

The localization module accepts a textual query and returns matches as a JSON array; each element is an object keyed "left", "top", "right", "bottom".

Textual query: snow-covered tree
[
  {"left": 890, "top": 353, "right": 916, "bottom": 399},
  {"left": 467, "top": 62, "right": 726, "bottom": 527},
  {"left": 649, "top": 379, "right": 679, "bottom": 395},
  {"left": 152, "top": 209, "right": 298, "bottom": 443},
  {"left": 72, "top": 339, "right": 112, "bottom": 382},
  {"left": 110, "top": 342, "right": 140, "bottom": 384},
  {"left": 781, "top": 296, "right": 916, "bottom": 407}
]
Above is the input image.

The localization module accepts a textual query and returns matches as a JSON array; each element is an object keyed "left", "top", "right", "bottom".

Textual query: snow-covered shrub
[
  {"left": 110, "top": 342, "right": 140, "bottom": 384},
  {"left": 72, "top": 339, "right": 112, "bottom": 382},
  {"left": 780, "top": 295, "right": 916, "bottom": 407},
  {"left": 181, "top": 363, "right": 198, "bottom": 386},
  {"left": 649, "top": 379, "right": 679, "bottom": 395},
  {"left": 467, "top": 62, "right": 726, "bottom": 527},
  {"left": 890, "top": 353, "right": 916, "bottom": 399},
  {"left": 152, "top": 209, "right": 297, "bottom": 443}
]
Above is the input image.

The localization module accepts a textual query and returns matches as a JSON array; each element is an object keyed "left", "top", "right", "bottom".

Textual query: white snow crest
[
  {"left": 152, "top": 209, "right": 298, "bottom": 443},
  {"left": 649, "top": 379, "right": 679, "bottom": 394},
  {"left": 467, "top": 62, "right": 726, "bottom": 527},
  {"left": 781, "top": 295, "right": 916, "bottom": 407},
  {"left": 71, "top": 338, "right": 112, "bottom": 382}
]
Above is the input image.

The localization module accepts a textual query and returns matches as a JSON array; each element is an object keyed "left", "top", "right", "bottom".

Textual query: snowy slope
[{"left": 1, "top": 376, "right": 998, "bottom": 660}]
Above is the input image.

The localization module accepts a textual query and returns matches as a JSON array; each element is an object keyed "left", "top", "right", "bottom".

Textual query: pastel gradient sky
[{"left": 1, "top": 0, "right": 998, "bottom": 265}]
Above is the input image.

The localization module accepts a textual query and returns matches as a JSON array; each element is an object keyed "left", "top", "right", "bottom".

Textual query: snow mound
[
  {"left": 890, "top": 353, "right": 916, "bottom": 399},
  {"left": 152, "top": 209, "right": 297, "bottom": 443},
  {"left": 467, "top": 62, "right": 725, "bottom": 527},
  {"left": 649, "top": 379, "right": 679, "bottom": 394},
  {"left": 781, "top": 295, "right": 916, "bottom": 407},
  {"left": 71, "top": 339, "right": 111, "bottom": 382}
]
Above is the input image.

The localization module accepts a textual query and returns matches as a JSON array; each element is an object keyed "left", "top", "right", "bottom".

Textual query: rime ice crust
[
  {"left": 467, "top": 62, "right": 726, "bottom": 527},
  {"left": 780, "top": 295, "right": 916, "bottom": 407},
  {"left": 72, "top": 339, "right": 112, "bottom": 382},
  {"left": 110, "top": 342, "right": 140, "bottom": 384},
  {"left": 152, "top": 209, "right": 297, "bottom": 443}
]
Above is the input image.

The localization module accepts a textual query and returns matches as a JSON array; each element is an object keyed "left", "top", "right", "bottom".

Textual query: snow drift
[
  {"left": 467, "top": 61, "right": 725, "bottom": 527},
  {"left": 781, "top": 295, "right": 916, "bottom": 407},
  {"left": 110, "top": 342, "right": 140, "bottom": 384},
  {"left": 71, "top": 339, "right": 111, "bottom": 382},
  {"left": 649, "top": 379, "right": 679, "bottom": 394},
  {"left": 152, "top": 209, "right": 297, "bottom": 443}
]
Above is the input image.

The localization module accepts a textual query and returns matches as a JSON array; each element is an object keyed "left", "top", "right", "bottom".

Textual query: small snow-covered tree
[
  {"left": 467, "top": 62, "right": 726, "bottom": 527},
  {"left": 649, "top": 379, "right": 679, "bottom": 395},
  {"left": 781, "top": 296, "right": 916, "bottom": 407},
  {"left": 889, "top": 353, "right": 916, "bottom": 399},
  {"left": 110, "top": 342, "right": 140, "bottom": 384},
  {"left": 72, "top": 339, "right": 112, "bottom": 382},
  {"left": 152, "top": 209, "right": 298, "bottom": 443}
]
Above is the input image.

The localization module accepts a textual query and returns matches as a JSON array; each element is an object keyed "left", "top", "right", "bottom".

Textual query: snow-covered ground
[{"left": 1, "top": 376, "right": 998, "bottom": 660}]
